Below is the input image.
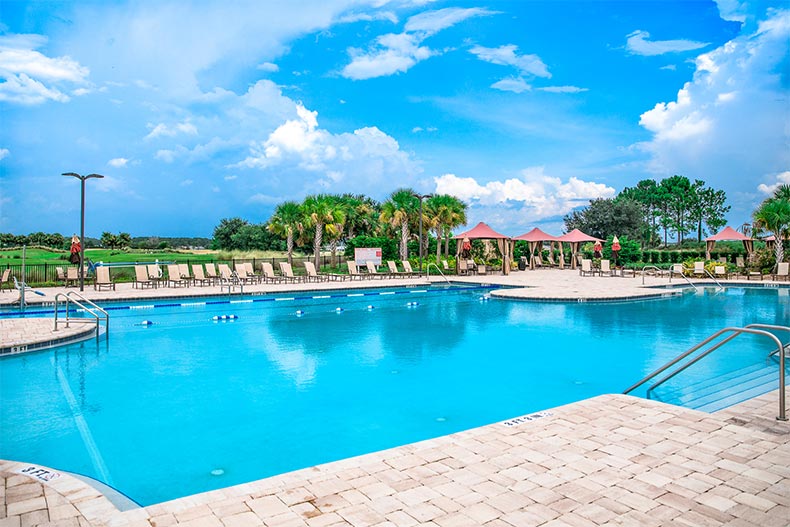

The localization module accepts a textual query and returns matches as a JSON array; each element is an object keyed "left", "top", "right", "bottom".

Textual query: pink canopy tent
[
  {"left": 705, "top": 226, "right": 753, "bottom": 260},
  {"left": 453, "top": 222, "right": 513, "bottom": 275},
  {"left": 513, "top": 227, "right": 559, "bottom": 270},
  {"left": 555, "top": 229, "right": 603, "bottom": 270}
]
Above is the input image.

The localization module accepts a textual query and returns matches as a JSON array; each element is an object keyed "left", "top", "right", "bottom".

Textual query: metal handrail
[
  {"left": 702, "top": 268, "right": 724, "bottom": 288},
  {"left": 668, "top": 265, "right": 699, "bottom": 291},
  {"left": 54, "top": 292, "right": 109, "bottom": 341},
  {"left": 624, "top": 324, "right": 788, "bottom": 421},
  {"left": 426, "top": 263, "right": 450, "bottom": 283},
  {"left": 640, "top": 265, "right": 660, "bottom": 284}
]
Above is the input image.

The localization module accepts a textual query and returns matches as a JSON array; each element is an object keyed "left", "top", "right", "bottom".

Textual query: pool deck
[{"left": 1, "top": 270, "right": 787, "bottom": 526}]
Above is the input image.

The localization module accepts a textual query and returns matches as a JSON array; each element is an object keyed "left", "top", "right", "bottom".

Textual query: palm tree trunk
[
  {"left": 435, "top": 227, "right": 442, "bottom": 261},
  {"left": 287, "top": 231, "right": 294, "bottom": 266},
  {"left": 776, "top": 241, "right": 784, "bottom": 268},
  {"left": 330, "top": 240, "right": 337, "bottom": 267},
  {"left": 444, "top": 230, "right": 450, "bottom": 256},
  {"left": 400, "top": 221, "right": 409, "bottom": 260},
  {"left": 314, "top": 223, "right": 323, "bottom": 270}
]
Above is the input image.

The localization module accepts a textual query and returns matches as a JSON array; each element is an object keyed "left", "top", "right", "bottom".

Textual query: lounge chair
[
  {"left": 134, "top": 265, "right": 157, "bottom": 289},
  {"left": 693, "top": 261, "right": 706, "bottom": 278},
  {"left": 218, "top": 263, "right": 237, "bottom": 284},
  {"left": 772, "top": 262, "right": 789, "bottom": 281},
  {"left": 178, "top": 263, "right": 193, "bottom": 285},
  {"left": 599, "top": 259, "right": 614, "bottom": 277},
  {"left": 441, "top": 260, "right": 451, "bottom": 273},
  {"left": 205, "top": 263, "right": 220, "bottom": 282},
  {"left": 303, "top": 261, "right": 343, "bottom": 281},
  {"left": 579, "top": 258, "right": 596, "bottom": 277},
  {"left": 66, "top": 267, "right": 79, "bottom": 287},
  {"left": 166, "top": 264, "right": 190, "bottom": 287},
  {"left": 365, "top": 261, "right": 388, "bottom": 279},
  {"left": 147, "top": 264, "right": 163, "bottom": 287},
  {"left": 234, "top": 262, "right": 257, "bottom": 285},
  {"left": 1, "top": 268, "right": 12, "bottom": 292},
  {"left": 279, "top": 262, "right": 304, "bottom": 282},
  {"left": 243, "top": 262, "right": 262, "bottom": 283},
  {"left": 714, "top": 265, "right": 729, "bottom": 280},
  {"left": 346, "top": 260, "right": 368, "bottom": 280},
  {"left": 192, "top": 264, "right": 213, "bottom": 286},
  {"left": 93, "top": 266, "right": 116, "bottom": 291},
  {"left": 56, "top": 266, "right": 67, "bottom": 286},
  {"left": 260, "top": 262, "right": 284, "bottom": 283},
  {"left": 402, "top": 260, "right": 421, "bottom": 277}
]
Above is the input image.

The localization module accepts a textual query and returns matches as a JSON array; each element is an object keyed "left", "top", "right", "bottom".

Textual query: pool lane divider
[
  {"left": 1, "top": 285, "right": 498, "bottom": 317},
  {"left": 51, "top": 356, "right": 114, "bottom": 487}
]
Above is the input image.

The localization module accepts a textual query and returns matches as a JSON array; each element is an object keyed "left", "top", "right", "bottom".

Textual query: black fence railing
[{"left": 1, "top": 254, "right": 349, "bottom": 286}]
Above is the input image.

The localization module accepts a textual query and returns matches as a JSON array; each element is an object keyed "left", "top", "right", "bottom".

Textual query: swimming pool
[{"left": 1, "top": 284, "right": 787, "bottom": 505}]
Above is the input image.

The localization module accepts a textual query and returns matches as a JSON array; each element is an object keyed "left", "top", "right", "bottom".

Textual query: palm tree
[
  {"left": 426, "top": 195, "right": 457, "bottom": 261},
  {"left": 380, "top": 189, "right": 417, "bottom": 260},
  {"left": 429, "top": 195, "right": 468, "bottom": 257},
  {"left": 267, "top": 201, "right": 302, "bottom": 266},
  {"left": 340, "top": 194, "right": 379, "bottom": 240},
  {"left": 301, "top": 194, "right": 346, "bottom": 270},
  {"left": 753, "top": 196, "right": 790, "bottom": 264}
]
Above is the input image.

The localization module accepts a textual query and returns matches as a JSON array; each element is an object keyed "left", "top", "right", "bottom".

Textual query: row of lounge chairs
[{"left": 127, "top": 260, "right": 423, "bottom": 289}]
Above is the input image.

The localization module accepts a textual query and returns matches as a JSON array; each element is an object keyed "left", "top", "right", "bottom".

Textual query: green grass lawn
[{"left": 0, "top": 247, "right": 220, "bottom": 266}]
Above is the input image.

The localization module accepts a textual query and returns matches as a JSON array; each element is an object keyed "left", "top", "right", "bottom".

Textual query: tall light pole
[
  {"left": 411, "top": 193, "right": 433, "bottom": 275},
  {"left": 63, "top": 172, "right": 104, "bottom": 291}
]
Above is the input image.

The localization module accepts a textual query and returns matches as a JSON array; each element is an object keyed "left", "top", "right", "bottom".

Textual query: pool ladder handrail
[
  {"left": 426, "top": 262, "right": 450, "bottom": 283},
  {"left": 669, "top": 265, "right": 700, "bottom": 291},
  {"left": 623, "top": 324, "right": 789, "bottom": 421},
  {"left": 54, "top": 291, "right": 109, "bottom": 341}
]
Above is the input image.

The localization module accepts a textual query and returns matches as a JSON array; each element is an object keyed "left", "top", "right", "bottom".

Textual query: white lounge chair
[
  {"left": 134, "top": 264, "right": 157, "bottom": 289},
  {"left": 599, "top": 259, "right": 614, "bottom": 277},
  {"left": 579, "top": 259, "right": 596, "bottom": 277},
  {"left": 772, "top": 262, "right": 789, "bottom": 281},
  {"left": 365, "top": 261, "right": 388, "bottom": 279},
  {"left": 166, "top": 264, "right": 190, "bottom": 287},
  {"left": 93, "top": 266, "right": 115, "bottom": 291}
]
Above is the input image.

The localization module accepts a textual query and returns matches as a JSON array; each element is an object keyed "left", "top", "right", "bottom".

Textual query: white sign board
[{"left": 355, "top": 247, "right": 382, "bottom": 265}]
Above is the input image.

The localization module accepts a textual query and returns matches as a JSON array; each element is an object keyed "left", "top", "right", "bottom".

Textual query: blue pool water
[{"left": 1, "top": 284, "right": 787, "bottom": 505}]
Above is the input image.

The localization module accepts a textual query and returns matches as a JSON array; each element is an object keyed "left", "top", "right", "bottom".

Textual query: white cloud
[
  {"left": 181, "top": 179, "right": 194, "bottom": 186},
  {"left": 637, "top": 8, "right": 790, "bottom": 218},
  {"left": 342, "top": 7, "right": 495, "bottom": 80},
  {"left": 108, "top": 157, "right": 129, "bottom": 168},
  {"left": 757, "top": 171, "right": 790, "bottom": 195},
  {"left": 256, "top": 62, "right": 279, "bottom": 72},
  {"left": 337, "top": 11, "right": 398, "bottom": 24},
  {"left": 469, "top": 44, "right": 550, "bottom": 78},
  {"left": 235, "top": 102, "right": 419, "bottom": 196},
  {"left": 626, "top": 30, "right": 709, "bottom": 56},
  {"left": 144, "top": 120, "right": 199, "bottom": 140},
  {"left": 224, "top": 175, "right": 238, "bottom": 181},
  {"left": 0, "top": 148, "right": 9, "bottom": 160},
  {"left": 538, "top": 86, "right": 588, "bottom": 94},
  {"left": 0, "top": 34, "right": 89, "bottom": 104},
  {"left": 715, "top": 0, "right": 749, "bottom": 23},
  {"left": 434, "top": 168, "right": 615, "bottom": 221},
  {"left": 491, "top": 77, "right": 530, "bottom": 93}
]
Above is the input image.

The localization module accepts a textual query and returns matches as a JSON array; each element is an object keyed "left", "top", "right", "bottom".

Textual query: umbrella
[
  {"left": 593, "top": 240, "right": 603, "bottom": 258},
  {"left": 611, "top": 236, "right": 621, "bottom": 266},
  {"left": 69, "top": 234, "right": 81, "bottom": 265}
]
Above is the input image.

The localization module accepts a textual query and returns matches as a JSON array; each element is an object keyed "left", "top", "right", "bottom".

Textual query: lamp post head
[{"left": 62, "top": 172, "right": 105, "bottom": 180}]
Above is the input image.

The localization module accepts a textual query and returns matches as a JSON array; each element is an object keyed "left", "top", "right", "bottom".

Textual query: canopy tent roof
[
  {"left": 555, "top": 229, "right": 603, "bottom": 243},
  {"left": 705, "top": 226, "right": 752, "bottom": 242},
  {"left": 512, "top": 227, "right": 558, "bottom": 242},
  {"left": 453, "top": 222, "right": 510, "bottom": 240}
]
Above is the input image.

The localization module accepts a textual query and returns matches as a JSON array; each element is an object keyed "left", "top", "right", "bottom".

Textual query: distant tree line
[
  {"left": 212, "top": 190, "right": 468, "bottom": 269},
  {"left": 564, "top": 176, "right": 730, "bottom": 248},
  {"left": 0, "top": 232, "right": 211, "bottom": 250}
]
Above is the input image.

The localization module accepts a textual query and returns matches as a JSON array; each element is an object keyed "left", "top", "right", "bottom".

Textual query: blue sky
[{"left": 1, "top": 0, "right": 788, "bottom": 238}]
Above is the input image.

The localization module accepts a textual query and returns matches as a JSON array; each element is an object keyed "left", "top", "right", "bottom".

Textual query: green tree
[
  {"left": 563, "top": 198, "right": 648, "bottom": 241},
  {"left": 380, "top": 189, "right": 418, "bottom": 261},
  {"left": 100, "top": 231, "right": 118, "bottom": 249},
  {"left": 753, "top": 192, "right": 790, "bottom": 264},
  {"left": 660, "top": 175, "right": 693, "bottom": 246},
  {"left": 117, "top": 232, "right": 132, "bottom": 249},
  {"left": 426, "top": 194, "right": 468, "bottom": 260},
  {"left": 619, "top": 180, "right": 661, "bottom": 248},
  {"left": 268, "top": 201, "right": 302, "bottom": 266},
  {"left": 340, "top": 194, "right": 379, "bottom": 240},
  {"left": 212, "top": 217, "right": 249, "bottom": 250},
  {"left": 699, "top": 187, "right": 730, "bottom": 240},
  {"left": 301, "top": 194, "right": 346, "bottom": 270}
]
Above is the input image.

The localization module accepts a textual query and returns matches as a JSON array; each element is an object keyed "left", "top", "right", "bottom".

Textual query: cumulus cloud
[
  {"left": 0, "top": 34, "right": 90, "bottom": 104},
  {"left": 144, "top": 120, "right": 199, "bottom": 141},
  {"left": 637, "top": 8, "right": 790, "bottom": 217},
  {"left": 434, "top": 168, "right": 615, "bottom": 221},
  {"left": 626, "top": 30, "right": 709, "bottom": 56},
  {"left": 337, "top": 11, "right": 398, "bottom": 24},
  {"left": 758, "top": 171, "right": 790, "bottom": 195},
  {"left": 0, "top": 148, "right": 9, "bottom": 160},
  {"left": 342, "top": 7, "right": 495, "bottom": 80},
  {"left": 235, "top": 103, "right": 419, "bottom": 195},
  {"left": 108, "top": 157, "right": 129, "bottom": 167}
]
